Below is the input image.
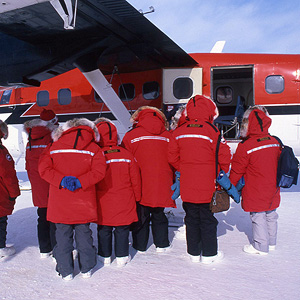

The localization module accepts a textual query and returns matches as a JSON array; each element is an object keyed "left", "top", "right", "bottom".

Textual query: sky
[{"left": 127, "top": 0, "right": 300, "bottom": 54}]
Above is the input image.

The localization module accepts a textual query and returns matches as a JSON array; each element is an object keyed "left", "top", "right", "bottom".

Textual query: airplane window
[
  {"left": 173, "top": 78, "right": 193, "bottom": 99},
  {"left": 0, "top": 89, "right": 12, "bottom": 104},
  {"left": 216, "top": 86, "right": 233, "bottom": 104},
  {"left": 143, "top": 81, "right": 160, "bottom": 100},
  {"left": 265, "top": 75, "right": 284, "bottom": 94},
  {"left": 36, "top": 90, "right": 50, "bottom": 107},
  {"left": 119, "top": 83, "right": 135, "bottom": 101},
  {"left": 94, "top": 90, "right": 103, "bottom": 103},
  {"left": 58, "top": 88, "right": 71, "bottom": 105}
]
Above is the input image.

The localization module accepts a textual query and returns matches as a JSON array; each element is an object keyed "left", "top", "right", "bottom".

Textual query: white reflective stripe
[
  {"left": 247, "top": 144, "right": 280, "bottom": 154},
  {"left": 106, "top": 159, "right": 131, "bottom": 164},
  {"left": 26, "top": 145, "right": 47, "bottom": 149},
  {"left": 176, "top": 134, "right": 213, "bottom": 143},
  {"left": 50, "top": 149, "right": 95, "bottom": 156},
  {"left": 131, "top": 136, "right": 169, "bottom": 143}
]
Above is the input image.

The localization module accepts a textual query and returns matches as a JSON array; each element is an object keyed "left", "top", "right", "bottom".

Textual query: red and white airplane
[{"left": 0, "top": 0, "right": 300, "bottom": 163}]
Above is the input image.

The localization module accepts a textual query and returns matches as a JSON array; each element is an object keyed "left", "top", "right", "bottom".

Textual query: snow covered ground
[{"left": 1, "top": 169, "right": 300, "bottom": 300}]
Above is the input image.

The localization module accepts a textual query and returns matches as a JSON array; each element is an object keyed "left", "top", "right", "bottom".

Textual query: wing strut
[
  {"left": 50, "top": 0, "right": 77, "bottom": 29},
  {"left": 81, "top": 69, "right": 132, "bottom": 132}
]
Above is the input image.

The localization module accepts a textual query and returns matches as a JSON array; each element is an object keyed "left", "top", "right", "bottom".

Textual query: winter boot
[
  {"left": 98, "top": 255, "right": 111, "bottom": 266},
  {"left": 116, "top": 255, "right": 131, "bottom": 267},
  {"left": 201, "top": 251, "right": 224, "bottom": 264},
  {"left": 243, "top": 244, "right": 268, "bottom": 255}
]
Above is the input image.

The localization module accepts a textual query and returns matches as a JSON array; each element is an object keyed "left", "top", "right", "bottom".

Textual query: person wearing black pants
[
  {"left": 183, "top": 202, "right": 218, "bottom": 257},
  {"left": 132, "top": 206, "right": 169, "bottom": 252},
  {"left": 98, "top": 225, "right": 130, "bottom": 259},
  {"left": 37, "top": 208, "right": 56, "bottom": 255}
]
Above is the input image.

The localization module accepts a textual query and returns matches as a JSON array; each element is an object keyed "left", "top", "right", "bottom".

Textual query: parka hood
[
  {"left": 52, "top": 118, "right": 100, "bottom": 149},
  {"left": 94, "top": 117, "right": 119, "bottom": 147},
  {"left": 130, "top": 106, "right": 168, "bottom": 135},
  {"left": 24, "top": 118, "right": 58, "bottom": 140},
  {"left": 240, "top": 106, "right": 271, "bottom": 138},
  {"left": 186, "top": 95, "right": 219, "bottom": 123}
]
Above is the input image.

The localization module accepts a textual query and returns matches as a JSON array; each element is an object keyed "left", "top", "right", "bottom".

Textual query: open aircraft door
[{"left": 162, "top": 67, "right": 203, "bottom": 121}]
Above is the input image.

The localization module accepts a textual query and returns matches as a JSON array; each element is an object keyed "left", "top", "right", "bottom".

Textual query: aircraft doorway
[{"left": 211, "top": 66, "right": 254, "bottom": 139}]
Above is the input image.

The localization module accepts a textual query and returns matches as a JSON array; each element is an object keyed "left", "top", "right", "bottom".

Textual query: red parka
[
  {"left": 230, "top": 106, "right": 281, "bottom": 212},
  {"left": 0, "top": 142, "right": 20, "bottom": 218},
  {"left": 24, "top": 119, "right": 57, "bottom": 208},
  {"left": 122, "top": 106, "right": 176, "bottom": 208},
  {"left": 38, "top": 118, "right": 106, "bottom": 224},
  {"left": 168, "top": 95, "right": 231, "bottom": 204},
  {"left": 95, "top": 118, "right": 141, "bottom": 226}
]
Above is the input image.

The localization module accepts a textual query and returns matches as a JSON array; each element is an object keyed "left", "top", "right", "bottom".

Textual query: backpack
[{"left": 273, "top": 136, "right": 299, "bottom": 188}]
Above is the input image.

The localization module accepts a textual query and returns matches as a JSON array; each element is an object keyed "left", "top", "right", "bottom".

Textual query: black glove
[{"left": 9, "top": 197, "right": 16, "bottom": 202}]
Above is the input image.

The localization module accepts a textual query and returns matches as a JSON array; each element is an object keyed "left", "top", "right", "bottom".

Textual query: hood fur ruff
[
  {"left": 170, "top": 105, "right": 187, "bottom": 130},
  {"left": 0, "top": 120, "right": 8, "bottom": 139},
  {"left": 94, "top": 117, "right": 114, "bottom": 125},
  {"left": 240, "top": 105, "right": 270, "bottom": 138},
  {"left": 23, "top": 118, "right": 57, "bottom": 134},
  {"left": 130, "top": 106, "right": 168, "bottom": 129},
  {"left": 52, "top": 118, "right": 100, "bottom": 142}
]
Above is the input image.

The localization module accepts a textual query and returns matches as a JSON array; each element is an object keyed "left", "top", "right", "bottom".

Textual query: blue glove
[
  {"left": 217, "top": 170, "right": 240, "bottom": 203},
  {"left": 61, "top": 176, "right": 81, "bottom": 191},
  {"left": 60, "top": 176, "right": 75, "bottom": 189},
  {"left": 171, "top": 171, "right": 180, "bottom": 200},
  {"left": 236, "top": 176, "right": 245, "bottom": 193}
]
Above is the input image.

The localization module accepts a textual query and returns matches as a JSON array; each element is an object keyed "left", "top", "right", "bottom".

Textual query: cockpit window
[
  {"left": 37, "top": 90, "right": 50, "bottom": 107},
  {"left": 265, "top": 75, "right": 284, "bottom": 94},
  {"left": 216, "top": 86, "right": 233, "bottom": 104},
  {"left": 0, "top": 90, "right": 12, "bottom": 104},
  {"left": 94, "top": 90, "right": 103, "bottom": 103}
]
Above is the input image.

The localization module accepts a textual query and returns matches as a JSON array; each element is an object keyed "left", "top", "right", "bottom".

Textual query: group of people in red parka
[{"left": 0, "top": 95, "right": 282, "bottom": 281}]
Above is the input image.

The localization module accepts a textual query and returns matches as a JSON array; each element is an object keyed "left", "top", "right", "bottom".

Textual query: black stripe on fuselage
[
  {"left": 0, "top": 105, "right": 117, "bottom": 124},
  {"left": 265, "top": 105, "right": 300, "bottom": 115}
]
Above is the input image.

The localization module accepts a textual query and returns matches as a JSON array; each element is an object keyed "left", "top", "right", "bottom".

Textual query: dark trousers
[
  {"left": 183, "top": 202, "right": 218, "bottom": 257},
  {"left": 37, "top": 208, "right": 56, "bottom": 253},
  {"left": 132, "top": 205, "right": 169, "bottom": 251},
  {"left": 53, "top": 223, "right": 96, "bottom": 277},
  {"left": 97, "top": 225, "right": 130, "bottom": 258},
  {"left": 0, "top": 216, "right": 8, "bottom": 248}
]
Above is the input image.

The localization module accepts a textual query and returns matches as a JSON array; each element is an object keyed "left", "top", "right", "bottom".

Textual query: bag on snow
[{"left": 273, "top": 136, "right": 299, "bottom": 188}]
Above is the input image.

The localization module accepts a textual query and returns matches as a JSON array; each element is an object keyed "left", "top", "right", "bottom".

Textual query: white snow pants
[{"left": 250, "top": 210, "right": 278, "bottom": 253}]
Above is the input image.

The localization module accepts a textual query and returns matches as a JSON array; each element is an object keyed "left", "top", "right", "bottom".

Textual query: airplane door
[{"left": 162, "top": 67, "right": 202, "bottom": 121}]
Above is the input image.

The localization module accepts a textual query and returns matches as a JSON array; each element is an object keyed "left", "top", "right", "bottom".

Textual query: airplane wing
[{"left": 0, "top": 0, "right": 197, "bottom": 87}]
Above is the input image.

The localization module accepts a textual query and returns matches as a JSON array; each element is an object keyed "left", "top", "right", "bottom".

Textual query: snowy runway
[{"left": 1, "top": 184, "right": 299, "bottom": 300}]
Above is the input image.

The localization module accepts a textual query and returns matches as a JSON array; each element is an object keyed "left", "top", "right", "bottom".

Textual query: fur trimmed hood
[
  {"left": 0, "top": 120, "right": 8, "bottom": 139},
  {"left": 94, "top": 117, "right": 119, "bottom": 147},
  {"left": 24, "top": 118, "right": 58, "bottom": 140},
  {"left": 170, "top": 105, "right": 187, "bottom": 130},
  {"left": 240, "top": 105, "right": 271, "bottom": 138},
  {"left": 52, "top": 118, "right": 100, "bottom": 144},
  {"left": 130, "top": 106, "right": 168, "bottom": 134}
]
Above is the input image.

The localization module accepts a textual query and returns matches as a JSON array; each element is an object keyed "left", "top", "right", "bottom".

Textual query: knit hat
[
  {"left": 0, "top": 120, "right": 8, "bottom": 139},
  {"left": 40, "top": 109, "right": 58, "bottom": 125}
]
